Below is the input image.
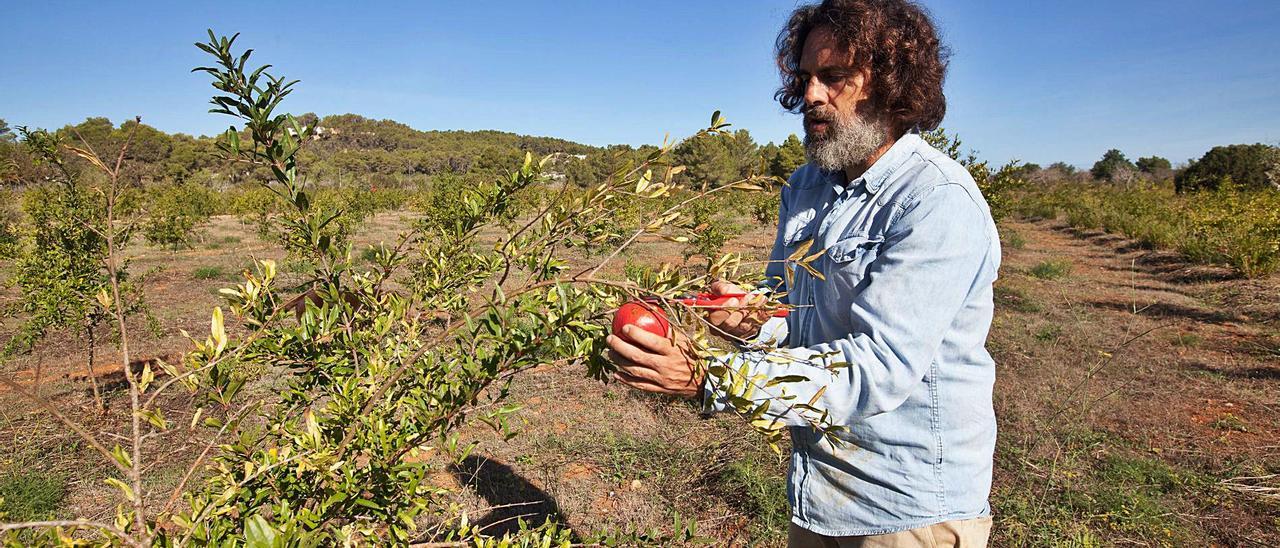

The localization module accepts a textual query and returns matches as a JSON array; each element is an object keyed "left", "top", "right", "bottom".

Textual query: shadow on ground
[
  {"left": 1184, "top": 362, "right": 1280, "bottom": 381},
  {"left": 449, "top": 454, "right": 565, "bottom": 537},
  {"left": 1088, "top": 299, "right": 1245, "bottom": 325}
]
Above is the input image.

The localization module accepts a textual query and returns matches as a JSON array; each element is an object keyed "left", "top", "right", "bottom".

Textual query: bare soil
[{"left": 1, "top": 213, "right": 1277, "bottom": 546}]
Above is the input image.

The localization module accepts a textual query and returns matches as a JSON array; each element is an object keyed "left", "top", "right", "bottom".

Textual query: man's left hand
[{"left": 606, "top": 325, "right": 704, "bottom": 398}]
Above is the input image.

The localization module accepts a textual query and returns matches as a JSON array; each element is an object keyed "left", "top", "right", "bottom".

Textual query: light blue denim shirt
[{"left": 704, "top": 133, "right": 1001, "bottom": 536}]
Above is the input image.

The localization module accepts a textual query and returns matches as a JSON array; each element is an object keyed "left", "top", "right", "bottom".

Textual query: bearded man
[{"left": 606, "top": 0, "right": 1000, "bottom": 546}]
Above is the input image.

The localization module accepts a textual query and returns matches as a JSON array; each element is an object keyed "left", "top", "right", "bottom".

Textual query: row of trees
[
  {"left": 1084, "top": 145, "right": 1280, "bottom": 192},
  {"left": 1, "top": 115, "right": 808, "bottom": 194}
]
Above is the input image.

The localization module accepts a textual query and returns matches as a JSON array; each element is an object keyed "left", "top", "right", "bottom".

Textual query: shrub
[
  {"left": 143, "top": 182, "right": 218, "bottom": 249},
  {"left": 750, "top": 190, "right": 781, "bottom": 225},
  {"left": 1176, "top": 143, "right": 1280, "bottom": 192},
  {"left": 227, "top": 184, "right": 281, "bottom": 235},
  {"left": 1011, "top": 180, "right": 1280, "bottom": 277},
  {"left": 922, "top": 128, "right": 1026, "bottom": 221},
  {"left": 1029, "top": 259, "right": 1072, "bottom": 280},
  {"left": 1090, "top": 149, "right": 1137, "bottom": 183}
]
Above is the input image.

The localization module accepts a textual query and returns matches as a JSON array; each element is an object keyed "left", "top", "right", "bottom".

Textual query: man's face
[{"left": 796, "top": 26, "right": 887, "bottom": 171}]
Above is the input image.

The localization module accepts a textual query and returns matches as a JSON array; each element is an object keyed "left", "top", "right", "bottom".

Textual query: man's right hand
[{"left": 704, "top": 280, "right": 771, "bottom": 342}]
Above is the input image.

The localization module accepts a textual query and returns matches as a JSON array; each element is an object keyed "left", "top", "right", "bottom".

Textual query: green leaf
[
  {"left": 110, "top": 445, "right": 132, "bottom": 469},
  {"left": 244, "top": 514, "right": 278, "bottom": 548},
  {"left": 138, "top": 408, "right": 168, "bottom": 430},
  {"left": 764, "top": 375, "right": 810, "bottom": 387}
]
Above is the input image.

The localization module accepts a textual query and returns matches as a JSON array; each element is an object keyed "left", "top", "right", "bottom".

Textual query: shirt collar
[{"left": 857, "top": 132, "right": 922, "bottom": 194}]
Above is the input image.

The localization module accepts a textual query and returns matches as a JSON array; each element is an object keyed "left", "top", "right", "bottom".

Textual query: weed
[
  {"left": 282, "top": 259, "right": 316, "bottom": 273},
  {"left": 1003, "top": 229, "right": 1027, "bottom": 250},
  {"left": 1210, "top": 413, "right": 1248, "bottom": 432},
  {"left": 1035, "top": 324, "right": 1062, "bottom": 342},
  {"left": 0, "top": 471, "right": 65, "bottom": 522},
  {"left": 191, "top": 265, "right": 225, "bottom": 280},
  {"left": 1174, "top": 333, "right": 1204, "bottom": 348},
  {"left": 716, "top": 457, "right": 789, "bottom": 539},
  {"left": 1030, "top": 259, "right": 1072, "bottom": 280},
  {"left": 995, "top": 284, "right": 1043, "bottom": 314}
]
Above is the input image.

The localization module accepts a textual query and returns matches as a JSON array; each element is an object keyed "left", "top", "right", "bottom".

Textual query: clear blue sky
[{"left": 3, "top": 1, "right": 1278, "bottom": 167}]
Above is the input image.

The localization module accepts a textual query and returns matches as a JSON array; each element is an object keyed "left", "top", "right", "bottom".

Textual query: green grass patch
[
  {"left": 0, "top": 471, "right": 66, "bottom": 522},
  {"left": 282, "top": 259, "right": 316, "bottom": 274},
  {"left": 716, "top": 457, "right": 789, "bottom": 539},
  {"left": 995, "top": 427, "right": 1210, "bottom": 546},
  {"left": 191, "top": 265, "right": 225, "bottom": 280},
  {"left": 1029, "top": 259, "right": 1073, "bottom": 280},
  {"left": 995, "top": 284, "right": 1043, "bottom": 314},
  {"left": 1034, "top": 324, "right": 1062, "bottom": 342},
  {"left": 1174, "top": 333, "right": 1204, "bottom": 348},
  {"left": 1003, "top": 229, "right": 1027, "bottom": 250},
  {"left": 1210, "top": 413, "right": 1248, "bottom": 432}
]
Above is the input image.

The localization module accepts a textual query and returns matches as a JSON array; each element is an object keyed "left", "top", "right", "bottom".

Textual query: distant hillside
[
  {"left": 0, "top": 114, "right": 600, "bottom": 188},
  {"left": 299, "top": 113, "right": 597, "bottom": 178}
]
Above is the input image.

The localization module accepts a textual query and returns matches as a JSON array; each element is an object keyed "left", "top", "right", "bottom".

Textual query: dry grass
[{"left": 1, "top": 212, "right": 1278, "bottom": 545}]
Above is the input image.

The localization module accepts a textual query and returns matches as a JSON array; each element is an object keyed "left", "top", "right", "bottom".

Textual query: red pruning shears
[{"left": 651, "top": 292, "right": 790, "bottom": 318}]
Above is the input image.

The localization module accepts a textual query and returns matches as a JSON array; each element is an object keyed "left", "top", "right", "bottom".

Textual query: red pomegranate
[{"left": 611, "top": 301, "right": 670, "bottom": 343}]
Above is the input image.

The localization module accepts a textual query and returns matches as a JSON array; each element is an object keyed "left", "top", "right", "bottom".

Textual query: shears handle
[{"left": 673, "top": 293, "right": 789, "bottom": 318}]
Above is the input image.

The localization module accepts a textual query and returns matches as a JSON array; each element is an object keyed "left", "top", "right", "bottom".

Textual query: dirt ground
[{"left": 1, "top": 212, "right": 1277, "bottom": 546}]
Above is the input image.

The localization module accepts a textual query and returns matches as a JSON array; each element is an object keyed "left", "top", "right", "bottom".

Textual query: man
[{"left": 606, "top": 0, "right": 1000, "bottom": 546}]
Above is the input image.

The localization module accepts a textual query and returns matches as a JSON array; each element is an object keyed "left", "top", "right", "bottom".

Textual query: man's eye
[{"left": 820, "top": 72, "right": 846, "bottom": 85}]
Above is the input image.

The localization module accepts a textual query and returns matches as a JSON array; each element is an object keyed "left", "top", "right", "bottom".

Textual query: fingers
[
  {"left": 613, "top": 360, "right": 663, "bottom": 384},
  {"left": 708, "top": 280, "right": 745, "bottom": 296},
  {"left": 606, "top": 334, "right": 658, "bottom": 367},
  {"left": 707, "top": 296, "right": 740, "bottom": 324},
  {"left": 616, "top": 324, "right": 675, "bottom": 355}
]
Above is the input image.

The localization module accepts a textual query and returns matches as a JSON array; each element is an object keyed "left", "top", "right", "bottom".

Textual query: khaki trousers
[{"left": 787, "top": 517, "right": 992, "bottom": 548}]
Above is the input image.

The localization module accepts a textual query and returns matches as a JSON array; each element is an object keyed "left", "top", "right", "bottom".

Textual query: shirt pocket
[
  {"left": 782, "top": 208, "right": 817, "bottom": 248},
  {"left": 823, "top": 234, "right": 884, "bottom": 288}
]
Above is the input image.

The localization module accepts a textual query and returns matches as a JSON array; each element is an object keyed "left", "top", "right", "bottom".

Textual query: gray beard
[{"left": 804, "top": 114, "right": 888, "bottom": 172}]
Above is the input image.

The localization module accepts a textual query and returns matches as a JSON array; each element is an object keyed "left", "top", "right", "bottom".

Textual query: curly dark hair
[{"left": 775, "top": 0, "right": 951, "bottom": 135}]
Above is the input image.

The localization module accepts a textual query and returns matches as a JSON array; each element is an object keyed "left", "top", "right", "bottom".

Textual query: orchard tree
[
  {"left": 1175, "top": 143, "right": 1280, "bottom": 192},
  {"left": 1135, "top": 155, "right": 1171, "bottom": 174},
  {"left": 3, "top": 124, "right": 150, "bottom": 412},
  {"left": 769, "top": 134, "right": 806, "bottom": 179},
  {"left": 1047, "top": 161, "right": 1077, "bottom": 176},
  {"left": 0, "top": 31, "right": 832, "bottom": 546},
  {"left": 1090, "top": 149, "right": 1137, "bottom": 182}
]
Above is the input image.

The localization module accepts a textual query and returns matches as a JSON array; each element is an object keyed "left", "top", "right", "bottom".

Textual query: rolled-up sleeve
[{"left": 704, "top": 183, "right": 992, "bottom": 427}]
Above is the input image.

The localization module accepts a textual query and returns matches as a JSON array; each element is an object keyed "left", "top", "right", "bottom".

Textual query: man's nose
[{"left": 803, "top": 76, "right": 827, "bottom": 108}]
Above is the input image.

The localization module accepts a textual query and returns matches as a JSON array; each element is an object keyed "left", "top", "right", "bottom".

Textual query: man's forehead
[{"left": 800, "top": 26, "right": 855, "bottom": 70}]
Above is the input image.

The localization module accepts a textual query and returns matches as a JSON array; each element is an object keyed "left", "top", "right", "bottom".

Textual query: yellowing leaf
[
  {"left": 210, "top": 307, "right": 227, "bottom": 355},
  {"left": 104, "top": 477, "right": 136, "bottom": 503},
  {"left": 95, "top": 287, "right": 113, "bottom": 309},
  {"left": 787, "top": 239, "right": 814, "bottom": 262}
]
